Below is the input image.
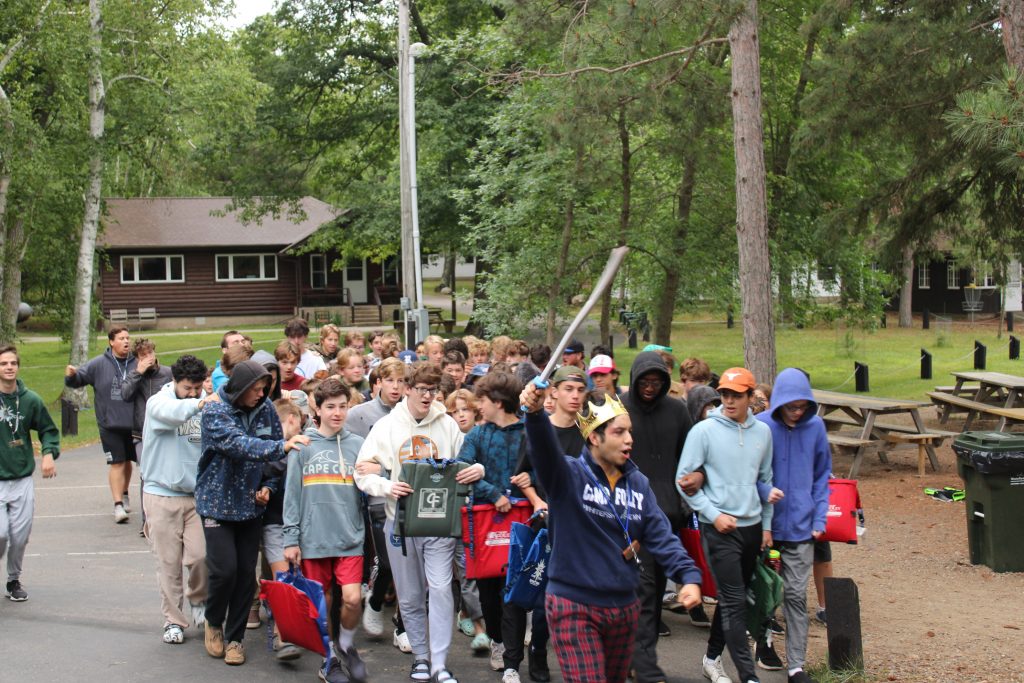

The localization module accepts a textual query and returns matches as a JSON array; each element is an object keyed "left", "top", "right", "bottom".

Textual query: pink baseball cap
[{"left": 588, "top": 354, "right": 616, "bottom": 375}]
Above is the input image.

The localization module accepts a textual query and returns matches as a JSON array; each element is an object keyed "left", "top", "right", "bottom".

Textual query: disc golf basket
[{"left": 964, "top": 285, "right": 984, "bottom": 322}]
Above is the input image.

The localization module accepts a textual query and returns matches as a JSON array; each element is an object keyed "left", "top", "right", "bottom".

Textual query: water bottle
[{"left": 766, "top": 549, "right": 782, "bottom": 573}]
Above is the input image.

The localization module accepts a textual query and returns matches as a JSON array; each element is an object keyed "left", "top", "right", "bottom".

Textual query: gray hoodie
[
  {"left": 64, "top": 348, "right": 137, "bottom": 431},
  {"left": 282, "top": 425, "right": 365, "bottom": 558},
  {"left": 686, "top": 385, "right": 721, "bottom": 424}
]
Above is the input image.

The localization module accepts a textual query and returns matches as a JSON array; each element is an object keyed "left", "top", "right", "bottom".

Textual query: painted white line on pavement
[
  {"left": 36, "top": 485, "right": 110, "bottom": 490},
  {"left": 66, "top": 550, "right": 150, "bottom": 556},
  {"left": 36, "top": 513, "right": 112, "bottom": 518}
]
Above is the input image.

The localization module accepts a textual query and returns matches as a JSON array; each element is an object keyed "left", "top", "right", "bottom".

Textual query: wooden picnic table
[
  {"left": 935, "top": 370, "right": 1024, "bottom": 430},
  {"left": 813, "top": 389, "right": 952, "bottom": 477}
]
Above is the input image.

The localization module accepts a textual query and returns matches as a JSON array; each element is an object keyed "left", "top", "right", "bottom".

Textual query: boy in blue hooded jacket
[{"left": 756, "top": 368, "right": 831, "bottom": 683}]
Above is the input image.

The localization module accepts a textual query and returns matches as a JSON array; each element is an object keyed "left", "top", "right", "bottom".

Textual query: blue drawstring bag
[{"left": 503, "top": 512, "right": 551, "bottom": 609}]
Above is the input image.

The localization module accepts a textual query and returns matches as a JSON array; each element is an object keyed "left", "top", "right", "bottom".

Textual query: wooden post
[{"left": 825, "top": 577, "right": 864, "bottom": 671}]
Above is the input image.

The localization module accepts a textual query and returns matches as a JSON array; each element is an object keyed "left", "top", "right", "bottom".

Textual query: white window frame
[
  {"left": 947, "top": 260, "right": 960, "bottom": 289},
  {"left": 917, "top": 263, "right": 930, "bottom": 289},
  {"left": 215, "top": 253, "right": 278, "bottom": 282},
  {"left": 310, "top": 254, "right": 327, "bottom": 289},
  {"left": 978, "top": 264, "right": 996, "bottom": 287},
  {"left": 119, "top": 254, "right": 184, "bottom": 284}
]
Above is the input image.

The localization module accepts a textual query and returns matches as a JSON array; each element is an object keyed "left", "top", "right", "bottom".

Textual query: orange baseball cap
[{"left": 717, "top": 367, "right": 756, "bottom": 393}]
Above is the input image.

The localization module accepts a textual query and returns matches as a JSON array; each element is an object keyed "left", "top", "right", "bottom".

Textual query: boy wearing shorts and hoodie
[{"left": 283, "top": 378, "right": 368, "bottom": 683}]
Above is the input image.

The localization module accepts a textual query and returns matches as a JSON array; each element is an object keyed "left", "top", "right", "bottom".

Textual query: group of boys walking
[{"left": 1, "top": 325, "right": 832, "bottom": 683}]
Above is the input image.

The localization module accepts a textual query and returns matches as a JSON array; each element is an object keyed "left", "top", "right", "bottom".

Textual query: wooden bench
[
  {"left": 934, "top": 384, "right": 978, "bottom": 396},
  {"left": 428, "top": 310, "right": 456, "bottom": 335},
  {"left": 137, "top": 307, "right": 158, "bottom": 329},
  {"left": 927, "top": 391, "right": 1001, "bottom": 429},
  {"left": 108, "top": 309, "right": 129, "bottom": 325},
  {"left": 823, "top": 413, "right": 958, "bottom": 438},
  {"left": 884, "top": 433, "right": 942, "bottom": 477},
  {"left": 827, "top": 433, "right": 879, "bottom": 477}
]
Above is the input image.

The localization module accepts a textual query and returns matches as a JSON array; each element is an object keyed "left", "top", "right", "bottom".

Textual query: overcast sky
[{"left": 222, "top": 0, "right": 278, "bottom": 31}]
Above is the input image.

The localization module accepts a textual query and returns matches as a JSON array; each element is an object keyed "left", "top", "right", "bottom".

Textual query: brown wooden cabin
[{"left": 98, "top": 197, "right": 401, "bottom": 327}]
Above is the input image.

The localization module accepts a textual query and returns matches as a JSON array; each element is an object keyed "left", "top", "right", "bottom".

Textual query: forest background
[{"left": 4, "top": 0, "right": 1024, "bottom": 383}]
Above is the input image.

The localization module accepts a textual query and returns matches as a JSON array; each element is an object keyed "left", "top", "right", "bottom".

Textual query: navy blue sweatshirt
[{"left": 525, "top": 410, "right": 701, "bottom": 608}]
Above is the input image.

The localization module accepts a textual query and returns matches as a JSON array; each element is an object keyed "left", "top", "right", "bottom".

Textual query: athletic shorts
[
  {"left": 813, "top": 540, "right": 832, "bottom": 563},
  {"left": 100, "top": 428, "right": 137, "bottom": 465},
  {"left": 261, "top": 524, "right": 286, "bottom": 565},
  {"left": 301, "top": 556, "right": 363, "bottom": 590}
]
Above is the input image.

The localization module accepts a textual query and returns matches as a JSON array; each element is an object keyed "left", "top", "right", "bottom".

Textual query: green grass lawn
[
  {"left": 18, "top": 328, "right": 287, "bottom": 450},
  {"left": 14, "top": 316, "right": 1017, "bottom": 451}
]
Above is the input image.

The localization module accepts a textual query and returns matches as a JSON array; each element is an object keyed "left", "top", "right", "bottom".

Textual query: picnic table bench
[
  {"left": 107, "top": 307, "right": 158, "bottom": 329},
  {"left": 814, "top": 389, "right": 948, "bottom": 477},
  {"left": 427, "top": 307, "right": 456, "bottom": 334},
  {"left": 931, "top": 371, "right": 1024, "bottom": 429}
]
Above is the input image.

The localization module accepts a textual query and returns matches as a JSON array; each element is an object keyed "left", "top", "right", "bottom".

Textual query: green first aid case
[{"left": 397, "top": 459, "right": 471, "bottom": 540}]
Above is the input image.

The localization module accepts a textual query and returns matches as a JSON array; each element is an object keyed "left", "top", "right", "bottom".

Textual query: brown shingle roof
[{"left": 100, "top": 197, "right": 345, "bottom": 250}]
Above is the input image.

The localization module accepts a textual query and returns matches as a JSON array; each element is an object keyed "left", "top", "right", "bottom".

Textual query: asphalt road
[{"left": 1, "top": 443, "right": 790, "bottom": 683}]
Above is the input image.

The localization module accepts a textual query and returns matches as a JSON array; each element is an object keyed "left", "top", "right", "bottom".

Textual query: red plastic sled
[
  {"left": 820, "top": 478, "right": 861, "bottom": 545},
  {"left": 462, "top": 501, "right": 532, "bottom": 580}
]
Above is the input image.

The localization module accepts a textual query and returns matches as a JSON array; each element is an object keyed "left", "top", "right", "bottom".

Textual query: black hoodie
[{"left": 622, "top": 351, "right": 693, "bottom": 528}]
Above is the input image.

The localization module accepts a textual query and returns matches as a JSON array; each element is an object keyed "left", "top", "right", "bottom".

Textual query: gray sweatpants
[
  {"left": 778, "top": 540, "right": 814, "bottom": 670},
  {"left": 385, "top": 518, "right": 457, "bottom": 674},
  {"left": 0, "top": 476, "right": 34, "bottom": 583}
]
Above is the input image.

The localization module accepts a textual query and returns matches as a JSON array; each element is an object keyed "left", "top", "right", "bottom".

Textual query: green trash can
[{"left": 952, "top": 431, "right": 1024, "bottom": 573}]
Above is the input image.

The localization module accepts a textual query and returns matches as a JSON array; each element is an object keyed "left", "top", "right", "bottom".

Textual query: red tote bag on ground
[
  {"left": 679, "top": 515, "right": 718, "bottom": 599},
  {"left": 820, "top": 478, "right": 862, "bottom": 545},
  {"left": 462, "top": 500, "right": 532, "bottom": 580}
]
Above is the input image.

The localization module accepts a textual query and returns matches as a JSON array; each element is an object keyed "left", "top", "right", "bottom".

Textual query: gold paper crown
[{"left": 575, "top": 393, "right": 629, "bottom": 439}]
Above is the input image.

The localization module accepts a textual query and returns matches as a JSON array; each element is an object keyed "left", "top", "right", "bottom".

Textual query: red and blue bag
[
  {"left": 461, "top": 498, "right": 532, "bottom": 580},
  {"left": 679, "top": 513, "right": 718, "bottom": 599},
  {"left": 259, "top": 566, "right": 330, "bottom": 657}
]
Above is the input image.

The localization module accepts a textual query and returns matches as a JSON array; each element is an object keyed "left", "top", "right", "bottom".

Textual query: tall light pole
[{"left": 397, "top": 0, "right": 427, "bottom": 345}]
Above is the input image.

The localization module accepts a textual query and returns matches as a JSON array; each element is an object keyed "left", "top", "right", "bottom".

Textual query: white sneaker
[
  {"left": 122, "top": 494, "right": 131, "bottom": 512},
  {"left": 362, "top": 597, "right": 384, "bottom": 637},
  {"left": 114, "top": 506, "right": 129, "bottom": 524},
  {"left": 502, "top": 669, "right": 521, "bottom": 683},
  {"left": 702, "top": 655, "right": 733, "bottom": 683},
  {"left": 191, "top": 602, "right": 206, "bottom": 629},
  {"left": 163, "top": 624, "right": 184, "bottom": 644},
  {"left": 489, "top": 641, "right": 505, "bottom": 671},
  {"left": 393, "top": 628, "right": 412, "bottom": 653}
]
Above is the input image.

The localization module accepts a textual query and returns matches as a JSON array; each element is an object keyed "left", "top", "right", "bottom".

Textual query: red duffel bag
[
  {"left": 679, "top": 514, "right": 718, "bottom": 599},
  {"left": 462, "top": 500, "right": 532, "bottom": 580},
  {"left": 820, "top": 478, "right": 862, "bottom": 545}
]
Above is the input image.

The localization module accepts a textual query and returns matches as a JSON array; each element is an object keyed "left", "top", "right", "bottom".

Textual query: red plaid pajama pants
[{"left": 545, "top": 593, "right": 641, "bottom": 683}]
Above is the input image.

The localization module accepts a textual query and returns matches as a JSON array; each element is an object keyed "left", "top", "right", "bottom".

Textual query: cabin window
[
  {"left": 917, "top": 263, "right": 930, "bottom": 289},
  {"left": 120, "top": 255, "right": 184, "bottom": 284},
  {"left": 310, "top": 254, "right": 327, "bottom": 289},
  {"left": 947, "top": 261, "right": 960, "bottom": 289},
  {"left": 216, "top": 253, "right": 278, "bottom": 282}
]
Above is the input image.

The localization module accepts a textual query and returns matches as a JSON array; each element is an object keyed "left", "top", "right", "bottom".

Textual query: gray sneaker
[
  {"left": 6, "top": 580, "right": 28, "bottom": 601},
  {"left": 114, "top": 505, "right": 129, "bottom": 524}
]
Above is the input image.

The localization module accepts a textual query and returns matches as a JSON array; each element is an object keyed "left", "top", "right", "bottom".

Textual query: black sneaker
[
  {"left": 788, "top": 671, "right": 816, "bottom": 683},
  {"left": 5, "top": 580, "right": 27, "bottom": 601},
  {"left": 756, "top": 640, "right": 783, "bottom": 671},
  {"left": 768, "top": 617, "right": 785, "bottom": 635},
  {"left": 340, "top": 645, "right": 368, "bottom": 683},
  {"left": 318, "top": 657, "right": 350, "bottom": 683},
  {"left": 688, "top": 605, "right": 711, "bottom": 628},
  {"left": 658, "top": 620, "right": 671, "bottom": 637},
  {"left": 527, "top": 646, "right": 550, "bottom": 682}
]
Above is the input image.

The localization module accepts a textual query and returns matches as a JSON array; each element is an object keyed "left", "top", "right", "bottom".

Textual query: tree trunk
[
  {"left": 65, "top": 0, "right": 105, "bottom": 406},
  {"left": 1002, "top": 0, "right": 1024, "bottom": 71},
  {"left": 601, "top": 102, "right": 632, "bottom": 349},
  {"left": 462, "top": 257, "right": 490, "bottom": 337},
  {"left": 898, "top": 243, "right": 914, "bottom": 328},
  {"left": 440, "top": 248, "right": 456, "bottom": 291},
  {"left": 730, "top": 0, "right": 776, "bottom": 383},
  {"left": 655, "top": 150, "right": 698, "bottom": 346},
  {"left": 546, "top": 145, "right": 583, "bottom": 347},
  {"left": 1, "top": 217, "right": 25, "bottom": 340}
]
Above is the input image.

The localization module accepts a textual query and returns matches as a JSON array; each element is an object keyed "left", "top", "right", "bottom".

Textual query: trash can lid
[
  {"left": 953, "top": 431, "right": 1024, "bottom": 452},
  {"left": 953, "top": 431, "right": 1024, "bottom": 475}
]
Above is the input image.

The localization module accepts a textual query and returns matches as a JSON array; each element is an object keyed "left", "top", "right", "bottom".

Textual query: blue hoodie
[
  {"left": 675, "top": 405, "right": 774, "bottom": 528},
  {"left": 756, "top": 368, "right": 831, "bottom": 542},
  {"left": 459, "top": 420, "right": 526, "bottom": 504},
  {"left": 525, "top": 410, "right": 702, "bottom": 608}
]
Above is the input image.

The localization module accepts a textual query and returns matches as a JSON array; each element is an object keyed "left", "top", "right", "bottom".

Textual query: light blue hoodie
[
  {"left": 141, "top": 381, "right": 204, "bottom": 497},
  {"left": 675, "top": 405, "right": 774, "bottom": 528}
]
